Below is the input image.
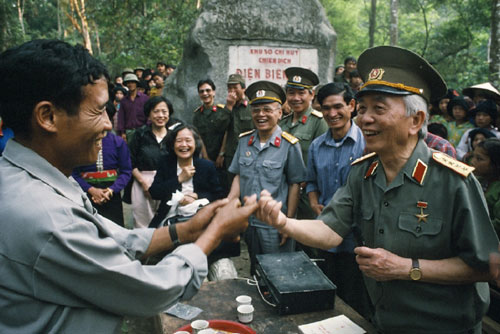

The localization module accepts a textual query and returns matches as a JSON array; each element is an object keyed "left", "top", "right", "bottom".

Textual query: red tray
[{"left": 176, "top": 319, "right": 256, "bottom": 334}]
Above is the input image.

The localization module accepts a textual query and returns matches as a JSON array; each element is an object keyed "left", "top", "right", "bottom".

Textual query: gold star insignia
[{"left": 415, "top": 208, "right": 429, "bottom": 223}]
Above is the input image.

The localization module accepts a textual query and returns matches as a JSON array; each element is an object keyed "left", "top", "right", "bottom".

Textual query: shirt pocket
[
  {"left": 296, "top": 132, "right": 312, "bottom": 142},
  {"left": 398, "top": 212, "right": 443, "bottom": 238},
  {"left": 358, "top": 207, "right": 375, "bottom": 246},
  {"left": 262, "top": 160, "right": 283, "bottom": 180}
]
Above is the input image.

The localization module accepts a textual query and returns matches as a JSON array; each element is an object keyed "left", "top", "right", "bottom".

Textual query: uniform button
[
  {"left": 416, "top": 225, "right": 422, "bottom": 232},
  {"left": 378, "top": 229, "right": 384, "bottom": 234},
  {"left": 384, "top": 201, "right": 389, "bottom": 207}
]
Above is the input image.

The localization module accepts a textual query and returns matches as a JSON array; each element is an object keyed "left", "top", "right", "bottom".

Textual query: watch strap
[{"left": 169, "top": 223, "right": 180, "bottom": 247}]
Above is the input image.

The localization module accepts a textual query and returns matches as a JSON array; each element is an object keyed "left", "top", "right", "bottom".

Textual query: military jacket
[
  {"left": 318, "top": 139, "right": 499, "bottom": 333},
  {"left": 225, "top": 99, "right": 253, "bottom": 159},
  {"left": 228, "top": 126, "right": 306, "bottom": 226},
  {"left": 192, "top": 104, "right": 231, "bottom": 161},
  {"left": 279, "top": 106, "right": 328, "bottom": 164}
]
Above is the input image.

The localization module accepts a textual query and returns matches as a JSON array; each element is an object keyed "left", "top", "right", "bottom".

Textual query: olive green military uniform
[
  {"left": 224, "top": 99, "right": 253, "bottom": 170},
  {"left": 279, "top": 106, "right": 328, "bottom": 165},
  {"left": 192, "top": 104, "right": 231, "bottom": 162},
  {"left": 318, "top": 140, "right": 499, "bottom": 333}
]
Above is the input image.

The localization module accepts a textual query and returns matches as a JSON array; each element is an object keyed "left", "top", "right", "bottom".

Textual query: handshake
[{"left": 160, "top": 190, "right": 285, "bottom": 256}]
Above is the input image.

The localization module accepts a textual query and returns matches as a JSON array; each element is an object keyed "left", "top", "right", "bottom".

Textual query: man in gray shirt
[{"left": 0, "top": 39, "right": 257, "bottom": 334}]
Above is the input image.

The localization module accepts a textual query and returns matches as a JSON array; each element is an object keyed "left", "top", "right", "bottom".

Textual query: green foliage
[{"left": 321, "top": 0, "right": 494, "bottom": 91}]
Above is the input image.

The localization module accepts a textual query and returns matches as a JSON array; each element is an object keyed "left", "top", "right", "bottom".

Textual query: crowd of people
[{"left": 1, "top": 39, "right": 500, "bottom": 334}]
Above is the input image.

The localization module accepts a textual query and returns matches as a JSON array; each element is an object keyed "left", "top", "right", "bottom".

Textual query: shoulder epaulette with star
[
  {"left": 351, "top": 152, "right": 377, "bottom": 165},
  {"left": 311, "top": 110, "right": 323, "bottom": 118},
  {"left": 239, "top": 129, "right": 256, "bottom": 138},
  {"left": 432, "top": 152, "right": 474, "bottom": 178},
  {"left": 217, "top": 104, "right": 225, "bottom": 108},
  {"left": 281, "top": 131, "right": 299, "bottom": 144}
]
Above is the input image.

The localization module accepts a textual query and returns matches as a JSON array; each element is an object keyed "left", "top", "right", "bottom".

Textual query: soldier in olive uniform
[
  {"left": 280, "top": 67, "right": 328, "bottom": 221},
  {"left": 221, "top": 74, "right": 254, "bottom": 183},
  {"left": 228, "top": 81, "right": 306, "bottom": 274},
  {"left": 257, "top": 46, "right": 499, "bottom": 333},
  {"left": 193, "top": 78, "right": 231, "bottom": 194}
]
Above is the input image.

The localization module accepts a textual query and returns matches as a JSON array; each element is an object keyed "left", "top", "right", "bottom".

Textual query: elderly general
[
  {"left": 257, "top": 46, "right": 499, "bottom": 333},
  {"left": 0, "top": 39, "right": 257, "bottom": 334}
]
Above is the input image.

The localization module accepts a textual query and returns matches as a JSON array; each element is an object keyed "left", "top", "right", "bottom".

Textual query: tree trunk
[
  {"left": 369, "top": 0, "right": 376, "bottom": 47},
  {"left": 57, "top": 0, "right": 62, "bottom": 38},
  {"left": 69, "top": 0, "right": 92, "bottom": 54},
  {"left": 17, "top": 0, "right": 25, "bottom": 38},
  {"left": 490, "top": 0, "right": 500, "bottom": 87},
  {"left": 390, "top": 0, "right": 398, "bottom": 46}
]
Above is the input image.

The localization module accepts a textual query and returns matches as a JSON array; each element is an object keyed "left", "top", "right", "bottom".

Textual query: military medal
[
  {"left": 415, "top": 201, "right": 429, "bottom": 223},
  {"left": 245, "top": 151, "right": 251, "bottom": 157}
]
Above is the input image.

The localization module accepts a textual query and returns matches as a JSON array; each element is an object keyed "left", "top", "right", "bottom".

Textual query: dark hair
[
  {"left": 156, "top": 61, "right": 166, "bottom": 67},
  {"left": 446, "top": 96, "right": 469, "bottom": 119},
  {"left": 469, "top": 128, "right": 495, "bottom": 143},
  {"left": 166, "top": 64, "right": 176, "bottom": 70},
  {"left": 197, "top": 78, "right": 216, "bottom": 91},
  {"left": 165, "top": 122, "right": 203, "bottom": 157},
  {"left": 317, "top": 82, "right": 354, "bottom": 105},
  {"left": 344, "top": 56, "right": 357, "bottom": 65},
  {"left": 111, "top": 85, "right": 128, "bottom": 100},
  {"left": 143, "top": 96, "right": 174, "bottom": 119},
  {"left": 152, "top": 72, "right": 165, "bottom": 79},
  {"left": 427, "top": 122, "right": 448, "bottom": 140},
  {"left": 350, "top": 70, "right": 361, "bottom": 78},
  {"left": 477, "top": 138, "right": 500, "bottom": 174},
  {"left": 0, "top": 39, "right": 109, "bottom": 137}
]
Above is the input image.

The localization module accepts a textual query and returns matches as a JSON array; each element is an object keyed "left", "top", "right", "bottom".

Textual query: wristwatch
[
  {"left": 409, "top": 258, "right": 422, "bottom": 281},
  {"left": 169, "top": 224, "right": 181, "bottom": 247}
]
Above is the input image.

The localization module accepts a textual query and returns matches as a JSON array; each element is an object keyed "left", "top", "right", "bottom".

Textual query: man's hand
[
  {"left": 215, "top": 155, "right": 224, "bottom": 168},
  {"left": 226, "top": 91, "right": 238, "bottom": 110},
  {"left": 311, "top": 203, "right": 324, "bottom": 216},
  {"left": 355, "top": 246, "right": 409, "bottom": 281},
  {"left": 256, "top": 190, "right": 287, "bottom": 230},
  {"left": 88, "top": 187, "right": 111, "bottom": 205},
  {"left": 491, "top": 245, "right": 500, "bottom": 287}
]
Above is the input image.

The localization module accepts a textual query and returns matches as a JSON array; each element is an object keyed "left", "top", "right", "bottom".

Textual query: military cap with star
[
  {"left": 285, "top": 67, "right": 319, "bottom": 90},
  {"left": 245, "top": 80, "right": 286, "bottom": 105},
  {"left": 356, "top": 46, "right": 447, "bottom": 102},
  {"left": 227, "top": 73, "right": 246, "bottom": 86}
]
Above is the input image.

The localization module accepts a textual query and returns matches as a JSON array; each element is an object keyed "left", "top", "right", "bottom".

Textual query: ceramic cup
[
  {"left": 237, "top": 304, "right": 254, "bottom": 323},
  {"left": 190, "top": 319, "right": 209, "bottom": 333},
  {"left": 235, "top": 295, "right": 252, "bottom": 307},
  {"left": 198, "top": 329, "right": 216, "bottom": 334}
]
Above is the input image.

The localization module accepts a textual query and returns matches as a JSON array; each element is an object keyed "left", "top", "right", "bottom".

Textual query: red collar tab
[
  {"left": 364, "top": 161, "right": 379, "bottom": 179},
  {"left": 274, "top": 136, "right": 281, "bottom": 147},
  {"left": 301, "top": 115, "right": 308, "bottom": 124},
  {"left": 212, "top": 105, "right": 217, "bottom": 112},
  {"left": 248, "top": 135, "right": 255, "bottom": 146},
  {"left": 243, "top": 100, "right": 248, "bottom": 107},
  {"left": 412, "top": 159, "right": 428, "bottom": 185}
]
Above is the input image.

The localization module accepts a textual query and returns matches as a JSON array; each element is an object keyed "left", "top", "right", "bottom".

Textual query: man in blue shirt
[{"left": 306, "top": 82, "right": 370, "bottom": 317}]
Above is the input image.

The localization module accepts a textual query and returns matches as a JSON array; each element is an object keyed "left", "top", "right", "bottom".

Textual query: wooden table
[{"left": 159, "top": 278, "right": 377, "bottom": 334}]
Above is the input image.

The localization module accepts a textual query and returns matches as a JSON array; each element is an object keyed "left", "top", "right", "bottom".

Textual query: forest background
[{"left": 1, "top": 0, "right": 500, "bottom": 91}]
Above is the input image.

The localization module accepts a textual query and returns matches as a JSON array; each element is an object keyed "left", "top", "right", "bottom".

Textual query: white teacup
[
  {"left": 237, "top": 304, "right": 254, "bottom": 323},
  {"left": 191, "top": 319, "right": 209, "bottom": 333},
  {"left": 235, "top": 295, "right": 252, "bottom": 307}
]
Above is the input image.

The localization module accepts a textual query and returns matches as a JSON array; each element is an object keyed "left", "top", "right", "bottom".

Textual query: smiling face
[
  {"left": 55, "top": 77, "right": 112, "bottom": 173},
  {"left": 251, "top": 102, "right": 282, "bottom": 137},
  {"left": 320, "top": 94, "right": 354, "bottom": 140},
  {"left": 198, "top": 83, "right": 215, "bottom": 107},
  {"left": 148, "top": 101, "right": 169, "bottom": 129},
  {"left": 286, "top": 87, "right": 313, "bottom": 114},
  {"left": 174, "top": 128, "right": 196, "bottom": 160},
  {"left": 227, "top": 83, "right": 245, "bottom": 102},
  {"left": 357, "top": 94, "right": 420, "bottom": 157}
]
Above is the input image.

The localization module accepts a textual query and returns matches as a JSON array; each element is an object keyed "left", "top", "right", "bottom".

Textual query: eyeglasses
[
  {"left": 251, "top": 106, "right": 280, "bottom": 114},
  {"left": 199, "top": 89, "right": 212, "bottom": 94}
]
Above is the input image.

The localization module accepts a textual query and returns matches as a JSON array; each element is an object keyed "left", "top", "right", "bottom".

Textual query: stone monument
[{"left": 164, "top": 0, "right": 336, "bottom": 122}]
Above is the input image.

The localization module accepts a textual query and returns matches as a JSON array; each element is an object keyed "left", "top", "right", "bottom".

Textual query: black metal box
[{"left": 255, "top": 251, "right": 336, "bottom": 315}]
